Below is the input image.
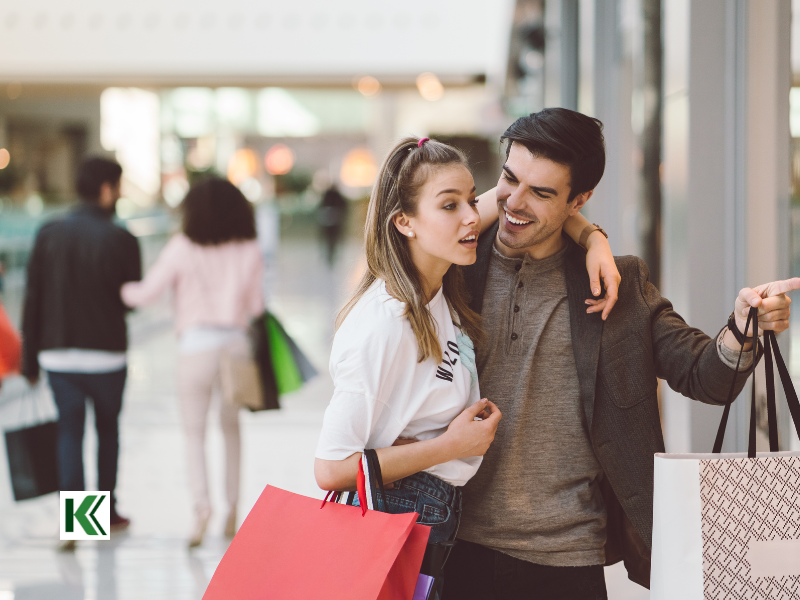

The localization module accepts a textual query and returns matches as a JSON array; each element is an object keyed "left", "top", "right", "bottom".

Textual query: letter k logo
[
  {"left": 65, "top": 495, "right": 106, "bottom": 535},
  {"left": 60, "top": 491, "right": 111, "bottom": 540}
]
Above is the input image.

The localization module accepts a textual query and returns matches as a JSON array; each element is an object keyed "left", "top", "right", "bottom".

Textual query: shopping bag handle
[
  {"left": 712, "top": 307, "right": 760, "bottom": 456},
  {"left": 357, "top": 458, "right": 368, "bottom": 515},
  {"left": 762, "top": 329, "right": 779, "bottom": 451},
  {"left": 712, "top": 307, "right": 800, "bottom": 457},
  {"left": 320, "top": 490, "right": 342, "bottom": 509},
  {"left": 355, "top": 449, "right": 388, "bottom": 516},
  {"left": 364, "top": 450, "right": 387, "bottom": 497},
  {"left": 318, "top": 450, "right": 388, "bottom": 516},
  {"left": 14, "top": 383, "right": 50, "bottom": 426},
  {"left": 764, "top": 331, "right": 800, "bottom": 447}
]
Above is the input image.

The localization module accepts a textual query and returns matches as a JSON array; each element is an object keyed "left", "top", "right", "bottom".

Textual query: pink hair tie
[{"left": 417, "top": 137, "right": 430, "bottom": 148}]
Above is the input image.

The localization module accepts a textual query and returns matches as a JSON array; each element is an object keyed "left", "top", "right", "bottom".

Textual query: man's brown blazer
[{"left": 462, "top": 223, "right": 754, "bottom": 588}]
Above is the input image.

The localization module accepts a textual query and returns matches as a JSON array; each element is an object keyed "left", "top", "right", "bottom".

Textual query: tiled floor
[{"left": 0, "top": 234, "right": 648, "bottom": 599}]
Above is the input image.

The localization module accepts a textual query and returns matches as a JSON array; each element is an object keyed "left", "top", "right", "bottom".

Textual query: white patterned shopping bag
[
  {"left": 652, "top": 451, "right": 800, "bottom": 599},
  {"left": 651, "top": 313, "right": 800, "bottom": 600}
]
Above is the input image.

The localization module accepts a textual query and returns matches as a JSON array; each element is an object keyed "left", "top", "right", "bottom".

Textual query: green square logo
[{"left": 59, "top": 491, "right": 111, "bottom": 540}]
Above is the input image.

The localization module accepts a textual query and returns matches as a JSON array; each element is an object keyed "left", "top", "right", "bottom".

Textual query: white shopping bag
[
  {"left": 651, "top": 450, "right": 800, "bottom": 599},
  {"left": 651, "top": 312, "right": 800, "bottom": 600}
]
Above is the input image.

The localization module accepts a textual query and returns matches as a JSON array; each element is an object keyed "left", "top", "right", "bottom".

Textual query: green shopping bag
[{"left": 264, "top": 313, "right": 317, "bottom": 395}]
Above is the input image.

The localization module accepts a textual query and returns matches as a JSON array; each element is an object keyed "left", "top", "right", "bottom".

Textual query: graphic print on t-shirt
[
  {"left": 318, "top": 280, "right": 483, "bottom": 488},
  {"left": 436, "top": 340, "right": 460, "bottom": 383}
]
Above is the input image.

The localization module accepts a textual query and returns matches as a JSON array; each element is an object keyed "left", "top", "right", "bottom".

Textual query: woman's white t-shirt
[{"left": 315, "top": 279, "right": 482, "bottom": 487}]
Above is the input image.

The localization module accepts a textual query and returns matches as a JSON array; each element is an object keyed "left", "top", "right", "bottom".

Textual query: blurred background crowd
[{"left": 1, "top": 1, "right": 800, "bottom": 598}]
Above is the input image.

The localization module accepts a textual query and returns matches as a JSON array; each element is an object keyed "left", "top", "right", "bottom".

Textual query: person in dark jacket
[
  {"left": 22, "top": 157, "right": 141, "bottom": 548},
  {"left": 441, "top": 109, "right": 799, "bottom": 599},
  {"left": 317, "top": 184, "right": 348, "bottom": 267}
]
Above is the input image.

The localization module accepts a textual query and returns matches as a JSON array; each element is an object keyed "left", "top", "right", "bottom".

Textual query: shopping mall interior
[{"left": 1, "top": 1, "right": 799, "bottom": 598}]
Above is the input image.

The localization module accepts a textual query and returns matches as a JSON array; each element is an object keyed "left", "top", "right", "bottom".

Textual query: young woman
[
  {"left": 121, "top": 178, "right": 263, "bottom": 548},
  {"left": 314, "top": 138, "right": 619, "bottom": 556}
]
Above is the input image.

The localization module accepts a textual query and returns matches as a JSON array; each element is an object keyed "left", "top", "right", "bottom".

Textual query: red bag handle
[
  {"left": 357, "top": 457, "right": 368, "bottom": 516},
  {"left": 318, "top": 458, "right": 368, "bottom": 516},
  {"left": 319, "top": 490, "right": 340, "bottom": 509}
]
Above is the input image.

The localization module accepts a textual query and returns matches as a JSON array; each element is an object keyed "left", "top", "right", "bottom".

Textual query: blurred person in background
[
  {"left": 317, "top": 184, "right": 348, "bottom": 267},
  {"left": 121, "top": 177, "right": 263, "bottom": 549},
  {"left": 21, "top": 157, "right": 140, "bottom": 550}
]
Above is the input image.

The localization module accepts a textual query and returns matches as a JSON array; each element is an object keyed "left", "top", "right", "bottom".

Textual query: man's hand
[{"left": 733, "top": 277, "right": 800, "bottom": 338}]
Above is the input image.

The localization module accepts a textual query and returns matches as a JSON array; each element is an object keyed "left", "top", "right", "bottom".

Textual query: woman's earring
[{"left": 407, "top": 232, "right": 414, "bottom": 238}]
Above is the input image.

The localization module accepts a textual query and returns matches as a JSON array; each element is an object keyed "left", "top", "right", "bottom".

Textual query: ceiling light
[
  {"left": 356, "top": 76, "right": 382, "bottom": 97},
  {"left": 416, "top": 73, "right": 444, "bottom": 101},
  {"left": 264, "top": 144, "right": 295, "bottom": 176},
  {"left": 340, "top": 148, "right": 377, "bottom": 188}
]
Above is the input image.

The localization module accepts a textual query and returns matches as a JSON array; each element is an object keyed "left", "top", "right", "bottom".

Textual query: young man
[
  {"left": 443, "top": 108, "right": 798, "bottom": 599},
  {"left": 22, "top": 157, "right": 141, "bottom": 548}
]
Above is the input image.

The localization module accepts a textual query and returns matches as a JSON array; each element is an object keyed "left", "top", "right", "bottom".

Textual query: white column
[
  {"left": 660, "top": 0, "right": 692, "bottom": 452},
  {"left": 589, "top": 0, "right": 639, "bottom": 256},
  {"left": 744, "top": 0, "right": 792, "bottom": 450},
  {"left": 544, "top": 0, "right": 580, "bottom": 111},
  {"left": 578, "top": 0, "right": 596, "bottom": 116},
  {"left": 661, "top": 0, "right": 792, "bottom": 453}
]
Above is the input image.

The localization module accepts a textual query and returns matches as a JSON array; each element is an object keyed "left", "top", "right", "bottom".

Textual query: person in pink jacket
[{"left": 121, "top": 178, "right": 263, "bottom": 548}]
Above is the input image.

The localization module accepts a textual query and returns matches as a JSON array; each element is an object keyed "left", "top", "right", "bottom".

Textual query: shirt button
[
  {"left": 515, "top": 264, "right": 521, "bottom": 271},
  {"left": 514, "top": 305, "right": 520, "bottom": 313},
  {"left": 517, "top": 281, "right": 524, "bottom": 288},
  {"left": 511, "top": 333, "right": 518, "bottom": 341}
]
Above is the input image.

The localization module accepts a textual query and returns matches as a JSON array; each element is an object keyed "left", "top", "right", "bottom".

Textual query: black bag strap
[
  {"left": 363, "top": 449, "right": 388, "bottom": 510},
  {"left": 765, "top": 331, "right": 800, "bottom": 445},
  {"left": 763, "top": 328, "right": 779, "bottom": 452},
  {"left": 714, "top": 306, "right": 800, "bottom": 457},
  {"left": 713, "top": 307, "right": 756, "bottom": 453},
  {"left": 747, "top": 309, "right": 760, "bottom": 457}
]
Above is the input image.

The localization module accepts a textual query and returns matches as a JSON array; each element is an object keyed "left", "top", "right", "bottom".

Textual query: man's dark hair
[
  {"left": 181, "top": 177, "right": 257, "bottom": 245},
  {"left": 501, "top": 108, "right": 605, "bottom": 202},
  {"left": 76, "top": 157, "right": 123, "bottom": 202}
]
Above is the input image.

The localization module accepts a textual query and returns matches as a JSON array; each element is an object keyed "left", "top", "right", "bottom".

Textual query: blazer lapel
[
  {"left": 463, "top": 221, "right": 498, "bottom": 315},
  {"left": 564, "top": 240, "right": 604, "bottom": 429}
]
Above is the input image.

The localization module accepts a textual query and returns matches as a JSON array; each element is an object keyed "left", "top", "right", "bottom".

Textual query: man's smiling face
[{"left": 496, "top": 142, "right": 586, "bottom": 253}]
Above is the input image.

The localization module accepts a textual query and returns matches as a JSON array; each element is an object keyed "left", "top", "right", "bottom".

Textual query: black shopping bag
[
  {"left": 249, "top": 311, "right": 318, "bottom": 411},
  {"left": 250, "top": 313, "right": 280, "bottom": 412},
  {"left": 5, "top": 419, "right": 59, "bottom": 501}
]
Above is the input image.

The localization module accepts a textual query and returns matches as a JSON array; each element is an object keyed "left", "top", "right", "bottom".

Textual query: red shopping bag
[{"left": 203, "top": 485, "right": 430, "bottom": 600}]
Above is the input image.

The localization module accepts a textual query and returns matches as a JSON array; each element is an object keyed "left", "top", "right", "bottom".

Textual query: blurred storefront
[
  {"left": 2, "top": 0, "right": 799, "bottom": 454},
  {"left": 511, "top": 0, "right": 797, "bottom": 453},
  {"left": 0, "top": 0, "right": 513, "bottom": 212},
  {"left": 0, "top": 0, "right": 515, "bottom": 330}
]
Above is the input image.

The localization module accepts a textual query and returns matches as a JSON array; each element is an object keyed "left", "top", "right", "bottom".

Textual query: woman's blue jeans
[
  {"left": 351, "top": 470, "right": 462, "bottom": 598},
  {"left": 351, "top": 470, "right": 462, "bottom": 545}
]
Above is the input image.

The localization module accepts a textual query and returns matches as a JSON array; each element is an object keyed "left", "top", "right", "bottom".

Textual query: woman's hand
[
  {"left": 442, "top": 399, "right": 502, "bottom": 459},
  {"left": 584, "top": 231, "right": 620, "bottom": 320},
  {"left": 315, "top": 400, "right": 501, "bottom": 492}
]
